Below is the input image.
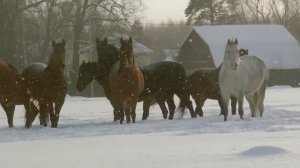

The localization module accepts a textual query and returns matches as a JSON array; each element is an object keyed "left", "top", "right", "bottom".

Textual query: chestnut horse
[
  {"left": 0, "top": 59, "right": 38, "bottom": 127},
  {"left": 77, "top": 61, "right": 197, "bottom": 121},
  {"left": 21, "top": 40, "right": 67, "bottom": 128},
  {"left": 109, "top": 37, "right": 144, "bottom": 124}
]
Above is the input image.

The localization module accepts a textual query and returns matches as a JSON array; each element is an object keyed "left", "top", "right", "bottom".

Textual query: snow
[
  {"left": 0, "top": 86, "right": 300, "bottom": 167},
  {"left": 194, "top": 25, "right": 300, "bottom": 69}
]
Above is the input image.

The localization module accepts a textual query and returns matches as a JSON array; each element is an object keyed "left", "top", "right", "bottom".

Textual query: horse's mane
[{"left": 8, "top": 64, "right": 20, "bottom": 74}]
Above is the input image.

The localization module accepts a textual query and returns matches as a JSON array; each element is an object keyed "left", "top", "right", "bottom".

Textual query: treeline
[
  {"left": 0, "top": 0, "right": 143, "bottom": 72},
  {"left": 185, "top": 0, "right": 300, "bottom": 40}
]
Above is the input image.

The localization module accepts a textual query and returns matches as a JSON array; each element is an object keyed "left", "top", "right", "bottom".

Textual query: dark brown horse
[
  {"left": 21, "top": 40, "right": 67, "bottom": 128},
  {"left": 77, "top": 61, "right": 197, "bottom": 121},
  {"left": 109, "top": 37, "right": 144, "bottom": 124},
  {"left": 184, "top": 66, "right": 237, "bottom": 116},
  {"left": 0, "top": 59, "right": 38, "bottom": 127}
]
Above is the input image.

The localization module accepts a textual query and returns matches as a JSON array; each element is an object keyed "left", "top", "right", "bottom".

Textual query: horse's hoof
[{"left": 8, "top": 125, "right": 13, "bottom": 128}]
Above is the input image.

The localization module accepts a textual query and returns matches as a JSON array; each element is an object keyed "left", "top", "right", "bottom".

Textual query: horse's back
[
  {"left": 22, "top": 63, "right": 47, "bottom": 78},
  {"left": 187, "top": 68, "right": 221, "bottom": 99},
  {"left": 240, "top": 55, "right": 267, "bottom": 72},
  {"left": 141, "top": 61, "right": 186, "bottom": 92}
]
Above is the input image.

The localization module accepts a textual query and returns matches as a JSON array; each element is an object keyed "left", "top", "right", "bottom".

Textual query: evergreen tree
[{"left": 185, "top": 0, "right": 227, "bottom": 25}]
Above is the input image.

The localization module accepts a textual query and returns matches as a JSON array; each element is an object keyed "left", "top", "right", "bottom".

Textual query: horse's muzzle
[{"left": 231, "top": 63, "right": 238, "bottom": 70}]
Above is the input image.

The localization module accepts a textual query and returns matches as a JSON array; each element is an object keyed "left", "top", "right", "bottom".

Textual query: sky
[{"left": 143, "top": 0, "right": 190, "bottom": 24}]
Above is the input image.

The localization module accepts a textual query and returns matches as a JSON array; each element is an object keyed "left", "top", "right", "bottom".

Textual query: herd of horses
[{"left": 0, "top": 37, "right": 268, "bottom": 128}]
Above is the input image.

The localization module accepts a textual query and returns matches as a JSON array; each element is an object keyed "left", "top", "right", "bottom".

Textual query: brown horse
[
  {"left": 21, "top": 40, "right": 67, "bottom": 128},
  {"left": 0, "top": 59, "right": 38, "bottom": 127},
  {"left": 109, "top": 37, "right": 144, "bottom": 124}
]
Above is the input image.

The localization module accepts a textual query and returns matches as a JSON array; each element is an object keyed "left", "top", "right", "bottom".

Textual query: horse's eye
[{"left": 61, "top": 64, "right": 65, "bottom": 69}]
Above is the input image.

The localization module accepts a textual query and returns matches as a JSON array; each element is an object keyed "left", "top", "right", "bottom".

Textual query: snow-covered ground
[{"left": 0, "top": 86, "right": 300, "bottom": 168}]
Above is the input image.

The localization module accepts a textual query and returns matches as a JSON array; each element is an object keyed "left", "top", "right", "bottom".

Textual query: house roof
[
  {"left": 193, "top": 25, "right": 300, "bottom": 69},
  {"left": 106, "top": 34, "right": 153, "bottom": 55}
]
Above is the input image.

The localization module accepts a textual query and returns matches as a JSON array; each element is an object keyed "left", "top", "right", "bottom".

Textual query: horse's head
[
  {"left": 239, "top": 48, "right": 248, "bottom": 57},
  {"left": 77, "top": 61, "right": 106, "bottom": 92},
  {"left": 96, "top": 37, "right": 119, "bottom": 70},
  {"left": 50, "top": 39, "right": 66, "bottom": 71},
  {"left": 120, "top": 37, "right": 134, "bottom": 68},
  {"left": 96, "top": 37, "right": 109, "bottom": 59},
  {"left": 224, "top": 38, "right": 239, "bottom": 70}
]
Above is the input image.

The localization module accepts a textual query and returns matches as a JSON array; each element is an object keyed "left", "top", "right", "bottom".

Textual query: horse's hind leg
[
  {"left": 257, "top": 85, "right": 267, "bottom": 117},
  {"left": 245, "top": 94, "right": 257, "bottom": 117},
  {"left": 178, "top": 94, "right": 196, "bottom": 118},
  {"left": 257, "top": 91, "right": 265, "bottom": 117},
  {"left": 1, "top": 103, "right": 15, "bottom": 128},
  {"left": 195, "top": 97, "right": 205, "bottom": 117},
  {"left": 157, "top": 100, "right": 168, "bottom": 119},
  {"left": 24, "top": 99, "right": 40, "bottom": 128},
  {"left": 217, "top": 98, "right": 225, "bottom": 116},
  {"left": 142, "top": 98, "right": 151, "bottom": 120},
  {"left": 166, "top": 97, "right": 176, "bottom": 120}
]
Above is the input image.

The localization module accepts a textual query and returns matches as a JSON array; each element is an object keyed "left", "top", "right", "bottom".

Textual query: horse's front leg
[
  {"left": 238, "top": 94, "right": 245, "bottom": 119},
  {"left": 52, "top": 99, "right": 65, "bottom": 128},
  {"left": 166, "top": 96, "right": 176, "bottom": 120},
  {"left": 220, "top": 92, "right": 230, "bottom": 121},
  {"left": 125, "top": 106, "right": 131, "bottom": 124},
  {"left": 130, "top": 102, "right": 137, "bottom": 123},
  {"left": 39, "top": 102, "right": 49, "bottom": 127},
  {"left": 230, "top": 96, "right": 237, "bottom": 115},
  {"left": 119, "top": 107, "right": 125, "bottom": 124},
  {"left": 1, "top": 103, "right": 15, "bottom": 128}
]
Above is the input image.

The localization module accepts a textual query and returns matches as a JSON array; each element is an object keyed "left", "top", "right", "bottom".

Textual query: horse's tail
[{"left": 257, "top": 67, "right": 269, "bottom": 117}]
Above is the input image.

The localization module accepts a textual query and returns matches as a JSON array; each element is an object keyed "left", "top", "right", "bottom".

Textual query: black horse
[
  {"left": 77, "top": 60, "right": 196, "bottom": 120},
  {"left": 184, "top": 66, "right": 237, "bottom": 116}
]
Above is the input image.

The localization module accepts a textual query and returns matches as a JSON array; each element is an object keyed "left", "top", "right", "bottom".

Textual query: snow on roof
[
  {"left": 106, "top": 34, "right": 153, "bottom": 55},
  {"left": 193, "top": 25, "right": 300, "bottom": 69}
]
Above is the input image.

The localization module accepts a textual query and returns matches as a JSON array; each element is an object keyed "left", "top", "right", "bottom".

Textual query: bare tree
[{"left": 0, "top": 0, "right": 47, "bottom": 69}]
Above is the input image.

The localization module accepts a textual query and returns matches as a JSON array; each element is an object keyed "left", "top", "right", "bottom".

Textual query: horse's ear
[
  {"left": 129, "top": 37, "right": 133, "bottom": 44},
  {"left": 234, "top": 38, "right": 238, "bottom": 44},
  {"left": 120, "top": 37, "right": 124, "bottom": 44},
  {"left": 104, "top": 37, "right": 108, "bottom": 44},
  {"left": 52, "top": 40, "right": 56, "bottom": 47},
  {"left": 227, "top": 39, "right": 231, "bottom": 45},
  {"left": 96, "top": 38, "right": 100, "bottom": 44},
  {"left": 62, "top": 39, "right": 65, "bottom": 47},
  {"left": 82, "top": 60, "right": 86, "bottom": 65}
]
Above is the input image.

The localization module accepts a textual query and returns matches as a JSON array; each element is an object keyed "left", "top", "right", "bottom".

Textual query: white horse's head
[{"left": 224, "top": 38, "right": 239, "bottom": 70}]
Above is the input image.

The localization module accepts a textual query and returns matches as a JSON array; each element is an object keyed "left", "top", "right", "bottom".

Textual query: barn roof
[{"left": 193, "top": 25, "right": 300, "bottom": 69}]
